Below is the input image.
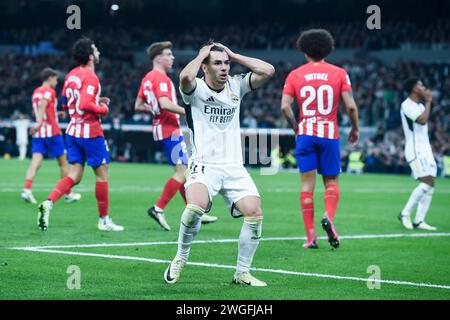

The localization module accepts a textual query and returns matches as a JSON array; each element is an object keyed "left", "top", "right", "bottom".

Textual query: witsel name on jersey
[{"left": 304, "top": 73, "right": 329, "bottom": 81}]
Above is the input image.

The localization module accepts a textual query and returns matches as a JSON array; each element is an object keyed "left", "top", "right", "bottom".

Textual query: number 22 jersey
[
  {"left": 62, "top": 66, "right": 104, "bottom": 139},
  {"left": 283, "top": 61, "right": 352, "bottom": 139}
]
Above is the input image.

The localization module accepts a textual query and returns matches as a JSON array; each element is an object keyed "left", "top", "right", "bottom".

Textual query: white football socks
[
  {"left": 176, "top": 204, "right": 204, "bottom": 261},
  {"left": 401, "top": 183, "right": 432, "bottom": 217},
  {"left": 414, "top": 187, "right": 434, "bottom": 224},
  {"left": 236, "top": 217, "right": 263, "bottom": 276}
]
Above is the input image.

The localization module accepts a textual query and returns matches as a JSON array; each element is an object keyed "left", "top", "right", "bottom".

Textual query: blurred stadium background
[{"left": 0, "top": 0, "right": 449, "bottom": 175}]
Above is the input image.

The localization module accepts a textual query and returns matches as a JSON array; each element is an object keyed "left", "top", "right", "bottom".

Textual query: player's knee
[
  {"left": 245, "top": 206, "right": 263, "bottom": 218},
  {"left": 187, "top": 200, "right": 209, "bottom": 212}
]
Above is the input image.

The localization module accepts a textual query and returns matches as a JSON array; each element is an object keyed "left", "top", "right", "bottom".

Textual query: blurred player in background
[
  {"left": 13, "top": 112, "right": 30, "bottom": 160},
  {"left": 281, "top": 29, "right": 359, "bottom": 249},
  {"left": 21, "top": 68, "right": 81, "bottom": 204},
  {"left": 163, "top": 41, "right": 275, "bottom": 286},
  {"left": 135, "top": 41, "right": 217, "bottom": 231},
  {"left": 37, "top": 38, "right": 123, "bottom": 232},
  {"left": 398, "top": 78, "right": 437, "bottom": 231}
]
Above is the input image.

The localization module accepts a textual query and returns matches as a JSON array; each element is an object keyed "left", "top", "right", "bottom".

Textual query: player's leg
[
  {"left": 232, "top": 195, "right": 266, "bottom": 287},
  {"left": 149, "top": 136, "right": 188, "bottom": 230},
  {"left": 55, "top": 148, "right": 81, "bottom": 203},
  {"left": 164, "top": 182, "right": 210, "bottom": 284},
  {"left": 148, "top": 163, "right": 186, "bottom": 231},
  {"left": 317, "top": 137, "right": 342, "bottom": 248},
  {"left": 18, "top": 143, "right": 27, "bottom": 160},
  {"left": 219, "top": 166, "right": 266, "bottom": 286},
  {"left": 37, "top": 135, "right": 86, "bottom": 230},
  {"left": 322, "top": 175, "right": 340, "bottom": 222},
  {"left": 295, "top": 135, "right": 319, "bottom": 248},
  {"left": 413, "top": 175, "right": 436, "bottom": 230},
  {"left": 300, "top": 170, "right": 318, "bottom": 248},
  {"left": 399, "top": 157, "right": 435, "bottom": 229},
  {"left": 92, "top": 163, "right": 122, "bottom": 231},
  {"left": 21, "top": 152, "right": 44, "bottom": 204},
  {"left": 37, "top": 163, "right": 84, "bottom": 231},
  {"left": 86, "top": 137, "right": 123, "bottom": 231}
]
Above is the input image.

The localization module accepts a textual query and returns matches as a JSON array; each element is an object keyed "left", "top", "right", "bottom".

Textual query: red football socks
[
  {"left": 156, "top": 178, "right": 183, "bottom": 210},
  {"left": 179, "top": 184, "right": 187, "bottom": 204},
  {"left": 48, "top": 177, "right": 75, "bottom": 203},
  {"left": 324, "top": 184, "right": 340, "bottom": 222},
  {"left": 24, "top": 179, "right": 32, "bottom": 190},
  {"left": 95, "top": 181, "right": 109, "bottom": 217},
  {"left": 300, "top": 192, "right": 316, "bottom": 242}
]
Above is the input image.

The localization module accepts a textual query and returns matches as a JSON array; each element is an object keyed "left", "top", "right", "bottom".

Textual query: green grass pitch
[{"left": 1, "top": 159, "right": 449, "bottom": 300}]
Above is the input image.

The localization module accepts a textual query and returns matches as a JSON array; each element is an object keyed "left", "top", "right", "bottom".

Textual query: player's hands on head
[
  {"left": 215, "top": 43, "right": 235, "bottom": 59},
  {"left": 348, "top": 128, "right": 359, "bottom": 147},
  {"left": 198, "top": 44, "right": 215, "bottom": 59}
]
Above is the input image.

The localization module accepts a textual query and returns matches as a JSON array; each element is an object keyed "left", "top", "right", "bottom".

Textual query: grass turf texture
[{"left": 1, "top": 159, "right": 449, "bottom": 300}]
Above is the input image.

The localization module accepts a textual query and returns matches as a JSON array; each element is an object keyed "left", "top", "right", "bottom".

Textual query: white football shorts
[
  {"left": 408, "top": 153, "right": 437, "bottom": 179},
  {"left": 185, "top": 161, "right": 260, "bottom": 207}
]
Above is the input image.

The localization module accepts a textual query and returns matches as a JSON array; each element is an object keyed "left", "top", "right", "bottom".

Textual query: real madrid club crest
[{"left": 230, "top": 93, "right": 239, "bottom": 105}]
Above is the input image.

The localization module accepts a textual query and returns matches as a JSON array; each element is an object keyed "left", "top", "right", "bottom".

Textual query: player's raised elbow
[
  {"left": 262, "top": 64, "right": 275, "bottom": 78},
  {"left": 179, "top": 71, "right": 195, "bottom": 86}
]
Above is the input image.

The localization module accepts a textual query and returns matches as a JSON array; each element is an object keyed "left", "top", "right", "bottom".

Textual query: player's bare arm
[
  {"left": 179, "top": 44, "right": 215, "bottom": 94},
  {"left": 158, "top": 96, "right": 186, "bottom": 115},
  {"left": 281, "top": 94, "right": 298, "bottom": 133},
  {"left": 216, "top": 43, "right": 275, "bottom": 89},
  {"left": 341, "top": 91, "right": 360, "bottom": 146},
  {"left": 415, "top": 89, "right": 432, "bottom": 125},
  {"left": 31, "top": 99, "right": 47, "bottom": 134}
]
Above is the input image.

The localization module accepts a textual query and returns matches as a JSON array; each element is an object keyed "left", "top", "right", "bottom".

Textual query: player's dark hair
[
  {"left": 201, "top": 39, "right": 226, "bottom": 64},
  {"left": 72, "top": 37, "right": 95, "bottom": 65},
  {"left": 40, "top": 67, "right": 59, "bottom": 82},
  {"left": 147, "top": 41, "right": 172, "bottom": 60},
  {"left": 296, "top": 29, "right": 334, "bottom": 61},
  {"left": 404, "top": 77, "right": 420, "bottom": 94}
]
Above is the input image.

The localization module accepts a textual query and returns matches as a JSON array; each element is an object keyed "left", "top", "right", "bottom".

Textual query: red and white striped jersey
[
  {"left": 62, "top": 66, "right": 105, "bottom": 138},
  {"left": 137, "top": 69, "right": 181, "bottom": 141},
  {"left": 31, "top": 86, "right": 61, "bottom": 138},
  {"left": 283, "top": 61, "right": 352, "bottom": 139}
]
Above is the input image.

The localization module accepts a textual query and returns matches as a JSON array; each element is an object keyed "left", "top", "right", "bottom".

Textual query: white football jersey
[
  {"left": 400, "top": 97, "right": 433, "bottom": 162},
  {"left": 180, "top": 73, "right": 253, "bottom": 166}
]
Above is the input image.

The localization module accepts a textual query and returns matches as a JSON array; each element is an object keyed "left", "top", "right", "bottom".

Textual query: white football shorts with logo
[
  {"left": 185, "top": 161, "right": 260, "bottom": 209},
  {"left": 408, "top": 152, "right": 437, "bottom": 179}
]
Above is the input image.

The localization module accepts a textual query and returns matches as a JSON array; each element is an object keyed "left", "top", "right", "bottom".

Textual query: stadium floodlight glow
[{"left": 111, "top": 4, "right": 119, "bottom": 11}]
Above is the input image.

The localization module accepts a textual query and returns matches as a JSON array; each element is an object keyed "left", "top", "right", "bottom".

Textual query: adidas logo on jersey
[{"left": 206, "top": 96, "right": 215, "bottom": 102}]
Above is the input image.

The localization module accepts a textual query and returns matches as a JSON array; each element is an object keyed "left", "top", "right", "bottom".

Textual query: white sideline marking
[
  {"left": 10, "top": 232, "right": 450, "bottom": 250},
  {"left": 13, "top": 247, "right": 450, "bottom": 290}
]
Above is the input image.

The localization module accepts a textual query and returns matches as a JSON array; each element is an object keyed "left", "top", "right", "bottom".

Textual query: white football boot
[
  {"left": 65, "top": 192, "right": 82, "bottom": 203},
  {"left": 200, "top": 214, "right": 218, "bottom": 224},
  {"left": 398, "top": 213, "right": 413, "bottom": 230},
  {"left": 21, "top": 189, "right": 37, "bottom": 204},
  {"left": 164, "top": 256, "right": 186, "bottom": 284},
  {"left": 98, "top": 216, "right": 124, "bottom": 231},
  {"left": 37, "top": 200, "right": 53, "bottom": 231},
  {"left": 413, "top": 221, "right": 437, "bottom": 231},
  {"left": 232, "top": 272, "right": 267, "bottom": 287}
]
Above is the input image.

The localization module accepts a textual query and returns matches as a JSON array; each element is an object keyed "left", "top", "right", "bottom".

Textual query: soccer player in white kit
[
  {"left": 163, "top": 41, "right": 275, "bottom": 286},
  {"left": 398, "top": 78, "right": 437, "bottom": 231}
]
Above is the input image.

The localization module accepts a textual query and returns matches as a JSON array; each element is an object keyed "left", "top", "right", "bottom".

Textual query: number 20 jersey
[
  {"left": 62, "top": 66, "right": 104, "bottom": 138},
  {"left": 283, "top": 61, "right": 352, "bottom": 139}
]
